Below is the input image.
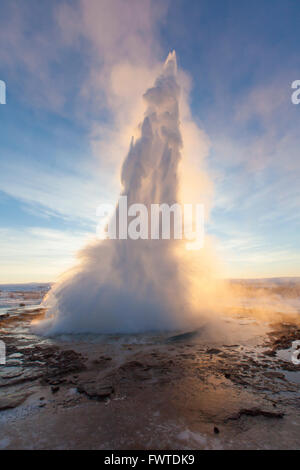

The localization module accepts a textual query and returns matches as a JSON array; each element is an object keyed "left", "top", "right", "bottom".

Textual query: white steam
[{"left": 34, "top": 52, "right": 224, "bottom": 335}]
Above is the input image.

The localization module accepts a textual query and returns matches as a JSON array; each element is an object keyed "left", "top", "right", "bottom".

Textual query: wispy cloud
[
  {"left": 0, "top": 150, "right": 119, "bottom": 225},
  {"left": 0, "top": 227, "right": 92, "bottom": 282}
]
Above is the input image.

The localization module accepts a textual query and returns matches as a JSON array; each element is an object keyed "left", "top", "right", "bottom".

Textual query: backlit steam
[{"left": 34, "top": 52, "right": 225, "bottom": 335}]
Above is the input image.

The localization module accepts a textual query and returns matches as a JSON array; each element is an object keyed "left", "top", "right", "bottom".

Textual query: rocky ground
[{"left": 0, "top": 305, "right": 300, "bottom": 449}]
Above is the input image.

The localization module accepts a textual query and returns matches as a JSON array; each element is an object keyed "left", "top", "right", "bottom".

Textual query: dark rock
[
  {"left": 92, "top": 356, "right": 113, "bottom": 366},
  {"left": 0, "top": 313, "right": 10, "bottom": 320},
  {"left": 225, "top": 407, "right": 284, "bottom": 422},
  {"left": 100, "top": 356, "right": 112, "bottom": 361},
  {"left": 263, "top": 371, "right": 286, "bottom": 380},
  {"left": 207, "top": 348, "right": 222, "bottom": 355},
  {"left": 51, "top": 386, "right": 60, "bottom": 394},
  {"left": 214, "top": 426, "right": 220, "bottom": 434},
  {"left": 265, "top": 349, "right": 276, "bottom": 357},
  {"left": 77, "top": 383, "right": 114, "bottom": 401},
  {"left": 166, "top": 326, "right": 206, "bottom": 343},
  {"left": 278, "top": 362, "right": 300, "bottom": 372}
]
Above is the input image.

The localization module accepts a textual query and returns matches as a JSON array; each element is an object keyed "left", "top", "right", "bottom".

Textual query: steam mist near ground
[{"left": 34, "top": 52, "right": 228, "bottom": 336}]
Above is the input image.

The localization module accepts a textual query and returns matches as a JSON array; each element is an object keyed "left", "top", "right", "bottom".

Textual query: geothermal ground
[{"left": 0, "top": 281, "right": 300, "bottom": 450}]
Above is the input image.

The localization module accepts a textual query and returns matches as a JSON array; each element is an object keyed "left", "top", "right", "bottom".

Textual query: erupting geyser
[{"left": 35, "top": 52, "right": 223, "bottom": 335}]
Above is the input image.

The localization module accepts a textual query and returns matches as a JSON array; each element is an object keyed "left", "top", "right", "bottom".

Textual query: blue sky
[{"left": 0, "top": 0, "right": 300, "bottom": 282}]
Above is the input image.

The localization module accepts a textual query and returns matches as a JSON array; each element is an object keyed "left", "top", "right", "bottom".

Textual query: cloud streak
[{"left": 0, "top": 227, "right": 91, "bottom": 283}]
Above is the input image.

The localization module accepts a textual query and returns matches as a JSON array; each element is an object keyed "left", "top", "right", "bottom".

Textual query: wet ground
[{"left": 0, "top": 297, "right": 300, "bottom": 449}]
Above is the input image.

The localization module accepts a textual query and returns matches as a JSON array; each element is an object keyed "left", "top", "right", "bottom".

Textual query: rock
[
  {"left": 0, "top": 313, "right": 10, "bottom": 320},
  {"left": 0, "top": 368, "right": 43, "bottom": 388},
  {"left": 77, "top": 383, "right": 114, "bottom": 401},
  {"left": 265, "top": 349, "right": 276, "bottom": 357},
  {"left": 279, "top": 362, "right": 300, "bottom": 372},
  {"left": 166, "top": 327, "right": 206, "bottom": 343},
  {"left": 92, "top": 356, "right": 113, "bottom": 366},
  {"left": 0, "top": 392, "right": 29, "bottom": 411},
  {"left": 119, "top": 361, "right": 145, "bottom": 371},
  {"left": 118, "top": 361, "right": 152, "bottom": 381},
  {"left": 214, "top": 426, "right": 220, "bottom": 434},
  {"left": 207, "top": 348, "right": 222, "bottom": 355},
  {"left": 225, "top": 407, "right": 284, "bottom": 422},
  {"left": 49, "top": 379, "right": 64, "bottom": 386},
  {"left": 43, "top": 349, "right": 86, "bottom": 379},
  {"left": 0, "top": 367, "right": 23, "bottom": 379},
  {"left": 263, "top": 371, "right": 286, "bottom": 380},
  {"left": 51, "top": 386, "right": 60, "bottom": 394},
  {"left": 100, "top": 356, "right": 112, "bottom": 361},
  {"left": 8, "top": 353, "right": 23, "bottom": 359},
  {"left": 6, "top": 359, "right": 22, "bottom": 367}
]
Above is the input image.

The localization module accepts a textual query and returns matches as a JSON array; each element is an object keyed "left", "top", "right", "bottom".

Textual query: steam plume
[{"left": 34, "top": 52, "right": 224, "bottom": 335}]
